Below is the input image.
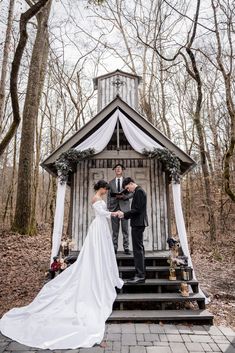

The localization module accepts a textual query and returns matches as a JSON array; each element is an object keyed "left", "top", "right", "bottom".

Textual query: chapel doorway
[{"left": 87, "top": 167, "right": 153, "bottom": 251}]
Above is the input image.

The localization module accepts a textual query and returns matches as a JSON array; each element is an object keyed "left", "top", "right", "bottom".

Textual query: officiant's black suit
[{"left": 124, "top": 186, "right": 148, "bottom": 278}]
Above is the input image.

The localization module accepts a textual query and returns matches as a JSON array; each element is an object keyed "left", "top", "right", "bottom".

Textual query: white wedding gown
[{"left": 0, "top": 200, "right": 123, "bottom": 349}]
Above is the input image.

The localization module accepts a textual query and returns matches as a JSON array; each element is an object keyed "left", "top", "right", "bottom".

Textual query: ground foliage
[
  {"left": 0, "top": 225, "right": 234, "bottom": 329},
  {"left": 191, "top": 228, "right": 235, "bottom": 329}
]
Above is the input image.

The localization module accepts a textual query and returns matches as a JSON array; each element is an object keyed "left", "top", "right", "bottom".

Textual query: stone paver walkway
[{"left": 0, "top": 324, "right": 235, "bottom": 353}]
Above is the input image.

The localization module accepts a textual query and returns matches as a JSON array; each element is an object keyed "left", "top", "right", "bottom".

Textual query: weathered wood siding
[{"left": 71, "top": 158, "right": 169, "bottom": 251}]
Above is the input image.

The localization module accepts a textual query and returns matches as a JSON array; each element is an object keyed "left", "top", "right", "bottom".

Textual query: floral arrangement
[
  {"left": 143, "top": 147, "right": 181, "bottom": 183},
  {"left": 46, "top": 256, "right": 68, "bottom": 280},
  {"left": 167, "top": 237, "right": 189, "bottom": 281},
  {"left": 55, "top": 148, "right": 95, "bottom": 183}
]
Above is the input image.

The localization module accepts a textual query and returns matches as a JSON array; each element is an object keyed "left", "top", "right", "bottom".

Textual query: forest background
[{"left": 0, "top": 0, "right": 234, "bottom": 328}]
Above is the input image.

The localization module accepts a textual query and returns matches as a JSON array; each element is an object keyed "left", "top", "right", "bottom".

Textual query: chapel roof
[
  {"left": 93, "top": 69, "right": 142, "bottom": 89},
  {"left": 41, "top": 95, "right": 196, "bottom": 177}
]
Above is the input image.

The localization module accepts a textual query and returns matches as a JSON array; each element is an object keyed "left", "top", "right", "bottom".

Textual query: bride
[{"left": 0, "top": 180, "right": 124, "bottom": 349}]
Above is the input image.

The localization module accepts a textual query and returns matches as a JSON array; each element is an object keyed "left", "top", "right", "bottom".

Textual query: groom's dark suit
[
  {"left": 108, "top": 178, "right": 132, "bottom": 252},
  {"left": 123, "top": 186, "right": 148, "bottom": 278}
]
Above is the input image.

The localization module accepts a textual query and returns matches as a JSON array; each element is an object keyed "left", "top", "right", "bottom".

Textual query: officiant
[{"left": 108, "top": 164, "right": 133, "bottom": 255}]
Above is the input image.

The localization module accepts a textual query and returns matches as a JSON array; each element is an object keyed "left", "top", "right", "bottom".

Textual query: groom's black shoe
[
  {"left": 126, "top": 276, "right": 145, "bottom": 284},
  {"left": 124, "top": 249, "right": 131, "bottom": 255}
]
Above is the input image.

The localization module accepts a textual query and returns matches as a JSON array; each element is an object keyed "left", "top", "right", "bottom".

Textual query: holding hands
[
  {"left": 111, "top": 210, "right": 124, "bottom": 218},
  {"left": 117, "top": 210, "right": 124, "bottom": 218},
  {"left": 115, "top": 194, "right": 124, "bottom": 200}
]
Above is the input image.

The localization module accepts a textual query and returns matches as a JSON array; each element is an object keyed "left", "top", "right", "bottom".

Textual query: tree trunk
[
  {"left": 211, "top": 0, "right": 235, "bottom": 202},
  {"left": 13, "top": 1, "right": 52, "bottom": 235},
  {"left": 185, "top": 50, "right": 217, "bottom": 240},
  {"left": 159, "top": 55, "right": 171, "bottom": 138},
  {"left": 222, "top": 78, "right": 235, "bottom": 202},
  {"left": 0, "top": 0, "right": 51, "bottom": 157},
  {"left": 184, "top": 0, "right": 217, "bottom": 241},
  {"left": 2, "top": 134, "right": 17, "bottom": 225},
  {"left": 0, "top": 0, "right": 15, "bottom": 133},
  {"left": 30, "top": 53, "right": 49, "bottom": 231}
]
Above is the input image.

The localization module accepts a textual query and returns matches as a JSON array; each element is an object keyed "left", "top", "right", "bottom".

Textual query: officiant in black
[{"left": 107, "top": 164, "right": 133, "bottom": 255}]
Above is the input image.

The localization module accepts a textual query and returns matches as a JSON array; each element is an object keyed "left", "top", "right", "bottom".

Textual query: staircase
[{"left": 108, "top": 251, "right": 213, "bottom": 324}]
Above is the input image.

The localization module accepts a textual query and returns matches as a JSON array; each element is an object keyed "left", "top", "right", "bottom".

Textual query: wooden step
[
  {"left": 117, "top": 251, "right": 170, "bottom": 262},
  {"left": 120, "top": 278, "right": 199, "bottom": 293},
  {"left": 114, "top": 292, "right": 205, "bottom": 310},
  {"left": 68, "top": 251, "right": 171, "bottom": 266},
  {"left": 116, "top": 292, "right": 205, "bottom": 303},
  {"left": 116, "top": 251, "right": 170, "bottom": 259},
  {"left": 116, "top": 250, "right": 170, "bottom": 259},
  {"left": 119, "top": 266, "right": 176, "bottom": 272},
  {"left": 123, "top": 278, "right": 198, "bottom": 286},
  {"left": 69, "top": 250, "right": 170, "bottom": 259},
  {"left": 116, "top": 251, "right": 170, "bottom": 267},
  {"left": 108, "top": 309, "right": 213, "bottom": 324},
  {"left": 119, "top": 266, "right": 182, "bottom": 279}
]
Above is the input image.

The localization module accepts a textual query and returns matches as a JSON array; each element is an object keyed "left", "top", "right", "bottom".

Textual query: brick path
[{"left": 0, "top": 324, "right": 235, "bottom": 353}]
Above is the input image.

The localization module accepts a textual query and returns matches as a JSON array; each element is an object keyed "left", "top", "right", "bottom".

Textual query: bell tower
[{"left": 93, "top": 69, "right": 141, "bottom": 112}]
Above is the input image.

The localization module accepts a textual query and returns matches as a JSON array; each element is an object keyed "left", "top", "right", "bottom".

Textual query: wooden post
[{"left": 117, "top": 119, "right": 120, "bottom": 152}]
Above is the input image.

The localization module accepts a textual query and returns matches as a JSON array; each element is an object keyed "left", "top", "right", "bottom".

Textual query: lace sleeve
[{"left": 93, "top": 201, "right": 111, "bottom": 218}]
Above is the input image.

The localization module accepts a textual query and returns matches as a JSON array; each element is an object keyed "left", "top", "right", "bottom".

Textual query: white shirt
[{"left": 116, "top": 177, "right": 123, "bottom": 191}]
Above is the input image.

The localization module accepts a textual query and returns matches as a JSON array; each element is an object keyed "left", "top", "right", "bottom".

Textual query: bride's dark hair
[{"left": 94, "top": 180, "right": 110, "bottom": 191}]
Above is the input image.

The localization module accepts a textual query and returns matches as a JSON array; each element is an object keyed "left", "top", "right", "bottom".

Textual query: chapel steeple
[{"left": 93, "top": 69, "right": 141, "bottom": 112}]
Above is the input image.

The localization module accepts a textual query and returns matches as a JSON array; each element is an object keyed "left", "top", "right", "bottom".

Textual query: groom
[{"left": 118, "top": 177, "right": 148, "bottom": 284}]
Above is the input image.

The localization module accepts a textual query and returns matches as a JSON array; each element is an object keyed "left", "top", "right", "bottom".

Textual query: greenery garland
[
  {"left": 143, "top": 147, "right": 181, "bottom": 183},
  {"left": 55, "top": 148, "right": 95, "bottom": 183},
  {"left": 55, "top": 146, "right": 180, "bottom": 184}
]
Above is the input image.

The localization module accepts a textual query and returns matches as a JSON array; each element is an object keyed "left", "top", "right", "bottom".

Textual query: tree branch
[
  {"left": 0, "top": 0, "right": 51, "bottom": 156},
  {"left": 163, "top": 0, "right": 215, "bottom": 33}
]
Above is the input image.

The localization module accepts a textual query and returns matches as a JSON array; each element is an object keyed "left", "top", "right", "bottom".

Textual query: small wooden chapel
[
  {"left": 42, "top": 69, "right": 213, "bottom": 323},
  {"left": 42, "top": 70, "right": 195, "bottom": 252}
]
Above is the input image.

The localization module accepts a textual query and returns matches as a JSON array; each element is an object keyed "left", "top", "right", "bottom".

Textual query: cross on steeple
[
  {"left": 93, "top": 69, "right": 141, "bottom": 111},
  {"left": 112, "top": 76, "right": 125, "bottom": 92}
]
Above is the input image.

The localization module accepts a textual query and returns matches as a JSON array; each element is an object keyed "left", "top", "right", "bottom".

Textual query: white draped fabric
[
  {"left": 74, "top": 109, "right": 163, "bottom": 153},
  {"left": 75, "top": 110, "right": 119, "bottom": 153},
  {"left": 172, "top": 183, "right": 193, "bottom": 268},
  {"left": 118, "top": 110, "right": 163, "bottom": 152},
  {"left": 0, "top": 200, "right": 123, "bottom": 349},
  {"left": 50, "top": 179, "right": 67, "bottom": 264},
  {"left": 172, "top": 183, "right": 209, "bottom": 303}
]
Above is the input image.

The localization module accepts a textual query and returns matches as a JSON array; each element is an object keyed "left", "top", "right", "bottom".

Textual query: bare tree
[
  {"left": 0, "top": 0, "right": 15, "bottom": 134},
  {"left": 130, "top": 0, "right": 217, "bottom": 239},
  {"left": 211, "top": 0, "right": 235, "bottom": 202},
  {"left": 13, "top": 0, "right": 52, "bottom": 234},
  {"left": 0, "top": 0, "right": 51, "bottom": 156},
  {"left": 182, "top": 0, "right": 217, "bottom": 240}
]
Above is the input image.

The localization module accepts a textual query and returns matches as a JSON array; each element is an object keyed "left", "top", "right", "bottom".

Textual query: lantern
[{"left": 181, "top": 266, "right": 193, "bottom": 281}]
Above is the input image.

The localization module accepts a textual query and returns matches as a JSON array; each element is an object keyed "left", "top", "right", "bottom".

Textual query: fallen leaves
[
  {"left": 0, "top": 225, "right": 234, "bottom": 330},
  {"left": 0, "top": 226, "right": 51, "bottom": 317},
  {"left": 192, "top": 230, "right": 235, "bottom": 330}
]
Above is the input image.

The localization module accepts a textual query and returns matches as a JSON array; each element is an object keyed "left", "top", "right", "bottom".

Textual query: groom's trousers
[
  {"left": 111, "top": 216, "right": 129, "bottom": 251},
  {"left": 132, "top": 226, "right": 145, "bottom": 278}
]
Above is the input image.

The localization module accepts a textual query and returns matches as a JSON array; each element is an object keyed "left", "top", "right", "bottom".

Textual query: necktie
[{"left": 117, "top": 178, "right": 121, "bottom": 192}]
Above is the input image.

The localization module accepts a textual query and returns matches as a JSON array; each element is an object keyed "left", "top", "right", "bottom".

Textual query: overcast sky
[{"left": 48, "top": 0, "right": 210, "bottom": 79}]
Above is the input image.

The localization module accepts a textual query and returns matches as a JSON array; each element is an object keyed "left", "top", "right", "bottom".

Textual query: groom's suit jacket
[
  {"left": 124, "top": 186, "right": 148, "bottom": 227},
  {"left": 107, "top": 178, "right": 132, "bottom": 212}
]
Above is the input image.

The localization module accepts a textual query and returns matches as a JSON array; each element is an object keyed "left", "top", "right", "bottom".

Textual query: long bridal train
[{"left": 0, "top": 200, "right": 123, "bottom": 349}]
